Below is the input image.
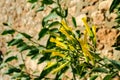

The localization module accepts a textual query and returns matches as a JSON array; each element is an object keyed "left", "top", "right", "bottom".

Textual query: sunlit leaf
[
  {"left": 72, "top": 16, "right": 77, "bottom": 28},
  {"left": 38, "top": 28, "right": 49, "bottom": 40},
  {"left": 109, "top": 59, "right": 120, "bottom": 70},
  {"left": 5, "top": 56, "right": 17, "bottom": 63},
  {"left": 28, "top": 0, "right": 38, "bottom": 3},
  {"left": 8, "top": 39, "right": 23, "bottom": 46},
  {"left": 42, "top": 0, "right": 54, "bottom": 5},
  {"left": 38, "top": 53, "right": 51, "bottom": 64},
  {"left": 55, "top": 66, "right": 69, "bottom": 80},
  {"left": 3, "top": 22, "right": 10, "bottom": 26},
  {"left": 92, "top": 67, "right": 108, "bottom": 73},
  {"left": 51, "top": 61, "right": 69, "bottom": 73},
  {"left": 103, "top": 73, "right": 117, "bottom": 80},
  {"left": 90, "top": 75, "right": 98, "bottom": 80},
  {"left": 36, "top": 6, "right": 44, "bottom": 12},
  {"left": 109, "top": 0, "right": 120, "bottom": 13},
  {"left": 18, "top": 44, "right": 30, "bottom": 52},
  {"left": 1, "top": 30, "right": 15, "bottom": 35},
  {"left": 0, "top": 51, "right": 3, "bottom": 65},
  {"left": 49, "top": 21, "right": 60, "bottom": 28},
  {"left": 49, "top": 28, "right": 59, "bottom": 33},
  {"left": 27, "top": 47, "right": 39, "bottom": 59},
  {"left": 38, "top": 62, "right": 57, "bottom": 79},
  {"left": 5, "top": 67, "right": 21, "bottom": 74},
  {"left": 20, "top": 33, "right": 32, "bottom": 40}
]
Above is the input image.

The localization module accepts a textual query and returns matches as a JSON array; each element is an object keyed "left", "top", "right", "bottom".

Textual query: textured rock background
[{"left": 0, "top": 0, "right": 120, "bottom": 79}]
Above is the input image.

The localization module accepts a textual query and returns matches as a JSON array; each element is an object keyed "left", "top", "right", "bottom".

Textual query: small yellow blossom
[
  {"left": 82, "top": 17, "right": 93, "bottom": 38},
  {"left": 51, "top": 51, "right": 65, "bottom": 58},
  {"left": 68, "top": 45, "right": 75, "bottom": 51},
  {"left": 59, "top": 27, "right": 73, "bottom": 40},
  {"left": 92, "top": 25, "right": 96, "bottom": 46},
  {"left": 51, "top": 61, "right": 69, "bottom": 73},
  {"left": 45, "top": 61, "right": 57, "bottom": 70},
  {"left": 61, "top": 20, "right": 72, "bottom": 31},
  {"left": 50, "top": 37, "right": 67, "bottom": 49}
]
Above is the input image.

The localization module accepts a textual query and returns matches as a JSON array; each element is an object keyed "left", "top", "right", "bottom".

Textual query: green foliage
[
  {"left": 1, "top": 0, "right": 120, "bottom": 80},
  {"left": 1, "top": 29, "right": 15, "bottom": 35},
  {"left": 72, "top": 16, "right": 77, "bottom": 28},
  {"left": 5, "top": 56, "right": 17, "bottom": 63},
  {"left": 90, "top": 75, "right": 98, "bottom": 80},
  {"left": 109, "top": 0, "right": 120, "bottom": 13},
  {"left": 38, "top": 28, "right": 49, "bottom": 40}
]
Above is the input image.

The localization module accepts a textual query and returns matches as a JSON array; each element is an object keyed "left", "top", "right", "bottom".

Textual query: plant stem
[{"left": 70, "top": 64, "right": 76, "bottom": 80}]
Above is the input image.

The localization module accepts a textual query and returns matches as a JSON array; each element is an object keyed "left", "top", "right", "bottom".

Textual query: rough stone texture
[{"left": 0, "top": 0, "right": 120, "bottom": 80}]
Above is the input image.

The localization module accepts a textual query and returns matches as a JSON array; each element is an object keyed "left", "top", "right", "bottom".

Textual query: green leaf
[
  {"left": 109, "top": 0, "right": 120, "bottom": 13},
  {"left": 92, "top": 67, "right": 108, "bottom": 73},
  {"left": 27, "top": 47, "right": 39, "bottom": 59},
  {"left": 90, "top": 75, "right": 98, "bottom": 80},
  {"left": 38, "top": 28, "right": 49, "bottom": 40},
  {"left": 36, "top": 6, "right": 44, "bottom": 12},
  {"left": 75, "top": 30, "right": 81, "bottom": 38},
  {"left": 38, "top": 53, "right": 51, "bottom": 64},
  {"left": 42, "top": 0, "right": 54, "bottom": 5},
  {"left": 5, "top": 56, "right": 17, "bottom": 63},
  {"left": 0, "top": 51, "right": 3, "bottom": 65},
  {"left": 46, "top": 36, "right": 56, "bottom": 49},
  {"left": 49, "top": 28, "right": 59, "bottom": 33},
  {"left": 38, "top": 62, "right": 57, "bottom": 79},
  {"left": 3, "top": 22, "right": 10, "bottom": 26},
  {"left": 109, "top": 59, "right": 120, "bottom": 70},
  {"left": 18, "top": 44, "right": 30, "bottom": 52},
  {"left": 1, "top": 30, "right": 15, "bottom": 35},
  {"left": 31, "top": 3, "right": 36, "bottom": 9},
  {"left": 72, "top": 16, "right": 77, "bottom": 28},
  {"left": 5, "top": 67, "right": 21, "bottom": 74},
  {"left": 28, "top": 0, "right": 38, "bottom": 3},
  {"left": 44, "top": 12, "right": 58, "bottom": 22},
  {"left": 48, "top": 21, "right": 60, "bottom": 28},
  {"left": 7, "top": 39, "right": 23, "bottom": 46},
  {"left": 55, "top": 66, "right": 69, "bottom": 79},
  {"left": 20, "top": 33, "right": 32, "bottom": 39},
  {"left": 103, "top": 73, "right": 117, "bottom": 80},
  {"left": 63, "top": 8, "right": 68, "bottom": 18}
]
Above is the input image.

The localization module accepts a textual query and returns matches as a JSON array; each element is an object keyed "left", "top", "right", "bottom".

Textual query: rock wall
[{"left": 0, "top": 0, "right": 120, "bottom": 79}]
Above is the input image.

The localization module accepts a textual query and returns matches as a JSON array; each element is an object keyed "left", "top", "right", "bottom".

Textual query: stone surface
[{"left": 0, "top": 0, "right": 120, "bottom": 80}]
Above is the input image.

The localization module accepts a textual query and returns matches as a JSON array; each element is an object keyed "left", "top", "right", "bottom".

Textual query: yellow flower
[
  {"left": 82, "top": 17, "right": 93, "bottom": 38},
  {"left": 61, "top": 20, "right": 72, "bottom": 31},
  {"left": 45, "top": 61, "right": 57, "bottom": 70},
  {"left": 59, "top": 27, "right": 73, "bottom": 40},
  {"left": 50, "top": 37, "right": 56, "bottom": 42},
  {"left": 51, "top": 51, "right": 65, "bottom": 58},
  {"left": 68, "top": 45, "right": 75, "bottom": 51},
  {"left": 51, "top": 61, "right": 69, "bottom": 73},
  {"left": 50, "top": 37, "right": 67, "bottom": 49},
  {"left": 78, "top": 30, "right": 94, "bottom": 65},
  {"left": 92, "top": 25, "right": 96, "bottom": 46}
]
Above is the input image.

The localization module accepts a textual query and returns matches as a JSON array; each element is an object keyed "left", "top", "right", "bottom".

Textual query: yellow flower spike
[
  {"left": 56, "top": 37, "right": 63, "bottom": 41},
  {"left": 56, "top": 42, "right": 67, "bottom": 49},
  {"left": 69, "top": 45, "right": 75, "bottom": 51},
  {"left": 51, "top": 52, "right": 65, "bottom": 58},
  {"left": 84, "top": 30, "right": 87, "bottom": 44},
  {"left": 45, "top": 61, "right": 57, "bottom": 70},
  {"left": 78, "top": 36, "right": 94, "bottom": 65},
  {"left": 61, "top": 20, "right": 72, "bottom": 31},
  {"left": 50, "top": 37, "right": 56, "bottom": 43},
  {"left": 59, "top": 27, "right": 73, "bottom": 40},
  {"left": 82, "top": 17, "right": 93, "bottom": 38},
  {"left": 92, "top": 25, "right": 96, "bottom": 46},
  {"left": 51, "top": 61, "right": 69, "bottom": 74},
  {"left": 50, "top": 37, "right": 67, "bottom": 49}
]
